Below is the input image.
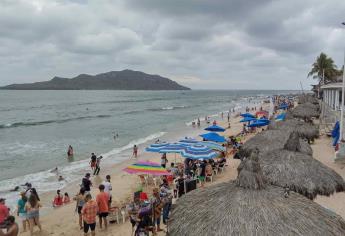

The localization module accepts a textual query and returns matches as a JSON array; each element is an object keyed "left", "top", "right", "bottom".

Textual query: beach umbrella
[
  {"left": 240, "top": 113, "right": 255, "bottom": 118},
  {"left": 169, "top": 150, "right": 345, "bottom": 236},
  {"left": 239, "top": 117, "right": 257, "bottom": 123},
  {"left": 204, "top": 125, "right": 226, "bottom": 132},
  {"left": 181, "top": 144, "right": 219, "bottom": 160},
  {"left": 198, "top": 141, "right": 226, "bottom": 152},
  {"left": 247, "top": 120, "right": 269, "bottom": 127},
  {"left": 145, "top": 142, "right": 168, "bottom": 152},
  {"left": 200, "top": 132, "right": 226, "bottom": 143},
  {"left": 260, "top": 132, "right": 345, "bottom": 200},
  {"left": 178, "top": 138, "right": 199, "bottom": 144},
  {"left": 158, "top": 143, "right": 188, "bottom": 153},
  {"left": 275, "top": 113, "right": 286, "bottom": 121},
  {"left": 256, "top": 110, "right": 268, "bottom": 118},
  {"left": 123, "top": 161, "right": 172, "bottom": 176},
  {"left": 278, "top": 103, "right": 288, "bottom": 110}
]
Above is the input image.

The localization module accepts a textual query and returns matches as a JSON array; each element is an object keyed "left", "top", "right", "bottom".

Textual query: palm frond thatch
[
  {"left": 169, "top": 152, "right": 345, "bottom": 236},
  {"left": 269, "top": 119, "right": 319, "bottom": 140}
]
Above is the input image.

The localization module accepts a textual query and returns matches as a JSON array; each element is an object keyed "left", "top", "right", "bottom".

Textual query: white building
[{"left": 321, "top": 82, "right": 342, "bottom": 111}]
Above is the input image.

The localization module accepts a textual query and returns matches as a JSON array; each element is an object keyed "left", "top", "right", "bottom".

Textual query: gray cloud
[{"left": 0, "top": 0, "right": 345, "bottom": 89}]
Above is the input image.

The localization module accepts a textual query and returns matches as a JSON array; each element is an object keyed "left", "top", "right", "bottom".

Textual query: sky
[{"left": 1, "top": 0, "right": 345, "bottom": 90}]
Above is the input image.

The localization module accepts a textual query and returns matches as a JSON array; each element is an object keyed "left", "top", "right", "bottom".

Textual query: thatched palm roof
[
  {"left": 169, "top": 151, "right": 345, "bottom": 236},
  {"left": 269, "top": 119, "right": 319, "bottom": 140},
  {"left": 239, "top": 129, "right": 312, "bottom": 158},
  {"left": 240, "top": 132, "right": 345, "bottom": 199},
  {"left": 261, "top": 148, "right": 345, "bottom": 200},
  {"left": 298, "top": 94, "right": 319, "bottom": 105},
  {"left": 291, "top": 104, "right": 320, "bottom": 119}
]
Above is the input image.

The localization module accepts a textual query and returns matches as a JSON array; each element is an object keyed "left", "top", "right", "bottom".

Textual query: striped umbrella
[
  {"left": 181, "top": 144, "right": 218, "bottom": 160},
  {"left": 179, "top": 138, "right": 199, "bottom": 144},
  {"left": 123, "top": 161, "right": 172, "bottom": 176},
  {"left": 199, "top": 141, "right": 226, "bottom": 152},
  {"left": 145, "top": 142, "right": 168, "bottom": 152},
  {"left": 159, "top": 143, "right": 189, "bottom": 154}
]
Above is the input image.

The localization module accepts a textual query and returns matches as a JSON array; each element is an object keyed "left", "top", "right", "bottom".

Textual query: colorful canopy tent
[
  {"left": 181, "top": 144, "right": 219, "bottom": 160},
  {"left": 200, "top": 132, "right": 226, "bottom": 143},
  {"left": 123, "top": 161, "right": 172, "bottom": 176},
  {"left": 204, "top": 125, "right": 226, "bottom": 132}
]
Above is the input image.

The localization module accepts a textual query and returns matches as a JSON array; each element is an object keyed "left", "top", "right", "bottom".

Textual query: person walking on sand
[
  {"left": 93, "top": 156, "right": 102, "bottom": 176},
  {"left": 74, "top": 188, "right": 86, "bottom": 230},
  {"left": 90, "top": 153, "right": 97, "bottom": 171},
  {"left": 227, "top": 112, "right": 230, "bottom": 122},
  {"left": 102, "top": 175, "right": 112, "bottom": 208},
  {"left": 0, "top": 216, "right": 19, "bottom": 236},
  {"left": 197, "top": 118, "right": 200, "bottom": 127},
  {"left": 132, "top": 145, "right": 138, "bottom": 158},
  {"left": 82, "top": 194, "right": 98, "bottom": 236},
  {"left": 17, "top": 192, "right": 28, "bottom": 233},
  {"left": 25, "top": 194, "right": 42, "bottom": 236},
  {"left": 82, "top": 173, "right": 92, "bottom": 193},
  {"left": 96, "top": 185, "right": 109, "bottom": 230}
]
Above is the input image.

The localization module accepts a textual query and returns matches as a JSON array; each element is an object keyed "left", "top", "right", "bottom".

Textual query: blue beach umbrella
[
  {"left": 240, "top": 113, "right": 256, "bottom": 118},
  {"left": 279, "top": 104, "right": 289, "bottom": 110},
  {"left": 275, "top": 113, "right": 286, "bottom": 121},
  {"left": 247, "top": 120, "right": 268, "bottom": 128},
  {"left": 240, "top": 117, "right": 257, "bottom": 123},
  {"left": 158, "top": 143, "right": 188, "bottom": 154},
  {"left": 200, "top": 132, "right": 226, "bottom": 143},
  {"left": 199, "top": 141, "right": 226, "bottom": 152},
  {"left": 181, "top": 144, "right": 218, "bottom": 160},
  {"left": 145, "top": 142, "right": 168, "bottom": 152},
  {"left": 179, "top": 138, "right": 199, "bottom": 144},
  {"left": 204, "top": 125, "right": 226, "bottom": 132}
]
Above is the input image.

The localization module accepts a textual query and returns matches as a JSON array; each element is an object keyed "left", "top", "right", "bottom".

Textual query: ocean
[{"left": 0, "top": 90, "right": 294, "bottom": 209}]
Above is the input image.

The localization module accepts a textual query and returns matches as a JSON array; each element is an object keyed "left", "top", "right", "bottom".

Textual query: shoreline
[{"left": 15, "top": 100, "right": 265, "bottom": 236}]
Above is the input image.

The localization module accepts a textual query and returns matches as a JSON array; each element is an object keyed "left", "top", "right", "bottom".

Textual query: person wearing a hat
[{"left": 0, "top": 198, "right": 9, "bottom": 228}]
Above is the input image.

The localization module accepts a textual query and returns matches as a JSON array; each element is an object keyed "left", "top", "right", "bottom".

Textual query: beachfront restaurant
[{"left": 320, "top": 82, "right": 342, "bottom": 111}]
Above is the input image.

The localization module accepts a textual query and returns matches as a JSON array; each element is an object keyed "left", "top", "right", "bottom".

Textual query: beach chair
[{"left": 108, "top": 207, "right": 120, "bottom": 224}]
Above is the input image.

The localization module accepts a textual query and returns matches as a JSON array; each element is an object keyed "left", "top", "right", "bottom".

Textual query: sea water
[{"left": 0, "top": 90, "right": 294, "bottom": 208}]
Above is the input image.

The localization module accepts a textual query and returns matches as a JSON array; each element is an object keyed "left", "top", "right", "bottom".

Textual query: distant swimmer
[
  {"left": 67, "top": 145, "right": 73, "bottom": 157},
  {"left": 50, "top": 167, "right": 58, "bottom": 173},
  {"left": 58, "top": 176, "right": 64, "bottom": 181},
  {"left": 197, "top": 118, "right": 201, "bottom": 127},
  {"left": 113, "top": 132, "right": 119, "bottom": 141}
]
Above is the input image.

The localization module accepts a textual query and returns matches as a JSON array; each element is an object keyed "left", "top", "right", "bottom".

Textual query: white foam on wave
[{"left": 0, "top": 131, "right": 166, "bottom": 212}]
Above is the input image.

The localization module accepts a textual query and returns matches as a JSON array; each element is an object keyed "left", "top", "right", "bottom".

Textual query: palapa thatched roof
[
  {"left": 261, "top": 132, "right": 345, "bottom": 199},
  {"left": 291, "top": 103, "right": 320, "bottom": 119},
  {"left": 239, "top": 129, "right": 312, "bottom": 158},
  {"left": 298, "top": 94, "right": 319, "bottom": 105},
  {"left": 269, "top": 119, "right": 319, "bottom": 140},
  {"left": 239, "top": 132, "right": 345, "bottom": 199},
  {"left": 169, "top": 151, "right": 345, "bottom": 236}
]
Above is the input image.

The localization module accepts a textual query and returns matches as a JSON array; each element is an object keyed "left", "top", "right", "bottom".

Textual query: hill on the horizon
[{"left": 0, "top": 70, "right": 190, "bottom": 90}]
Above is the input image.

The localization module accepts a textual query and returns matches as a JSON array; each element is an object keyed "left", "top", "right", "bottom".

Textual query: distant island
[{"left": 0, "top": 69, "right": 190, "bottom": 90}]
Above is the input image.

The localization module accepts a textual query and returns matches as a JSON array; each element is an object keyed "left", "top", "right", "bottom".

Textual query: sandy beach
[
  {"left": 11, "top": 100, "right": 345, "bottom": 236},
  {"left": 15, "top": 103, "right": 259, "bottom": 236}
]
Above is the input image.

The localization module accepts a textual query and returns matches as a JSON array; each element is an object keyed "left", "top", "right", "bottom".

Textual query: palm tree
[{"left": 308, "top": 52, "right": 338, "bottom": 84}]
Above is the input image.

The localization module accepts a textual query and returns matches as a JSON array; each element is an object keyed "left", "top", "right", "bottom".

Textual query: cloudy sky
[{"left": 1, "top": 0, "right": 345, "bottom": 89}]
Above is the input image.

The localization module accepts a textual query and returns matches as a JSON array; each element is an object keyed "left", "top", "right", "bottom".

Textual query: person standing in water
[
  {"left": 90, "top": 153, "right": 97, "bottom": 171},
  {"left": 197, "top": 118, "right": 201, "bottom": 127},
  {"left": 93, "top": 156, "right": 102, "bottom": 176},
  {"left": 67, "top": 145, "right": 73, "bottom": 158},
  {"left": 132, "top": 145, "right": 138, "bottom": 158}
]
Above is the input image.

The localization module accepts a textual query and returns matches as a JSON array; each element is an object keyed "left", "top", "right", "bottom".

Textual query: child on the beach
[
  {"left": 133, "top": 145, "right": 138, "bottom": 158},
  {"left": 63, "top": 193, "right": 70, "bottom": 204}
]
